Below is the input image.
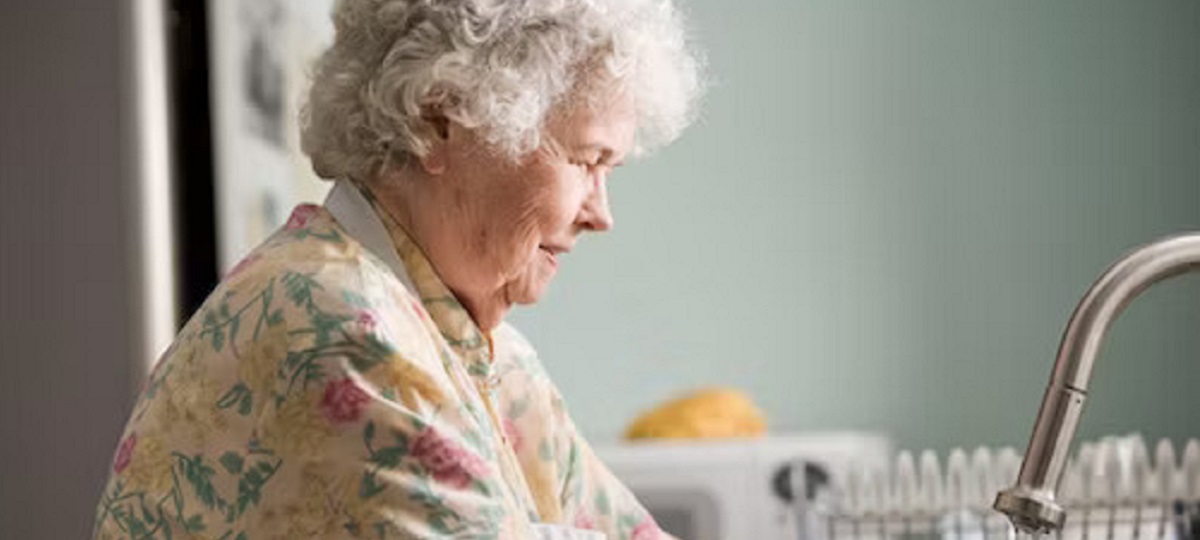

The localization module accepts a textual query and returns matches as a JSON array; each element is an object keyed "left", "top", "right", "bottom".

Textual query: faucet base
[{"left": 994, "top": 487, "right": 1065, "bottom": 534}]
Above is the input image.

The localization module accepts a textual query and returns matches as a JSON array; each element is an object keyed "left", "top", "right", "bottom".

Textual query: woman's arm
[
  {"left": 549, "top": 391, "right": 680, "bottom": 540},
  {"left": 492, "top": 323, "right": 681, "bottom": 540}
]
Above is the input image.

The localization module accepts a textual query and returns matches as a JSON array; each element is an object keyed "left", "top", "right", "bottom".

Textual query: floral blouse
[{"left": 93, "top": 182, "right": 666, "bottom": 540}]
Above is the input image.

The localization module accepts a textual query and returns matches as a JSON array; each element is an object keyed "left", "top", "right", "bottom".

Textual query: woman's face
[{"left": 412, "top": 92, "right": 636, "bottom": 330}]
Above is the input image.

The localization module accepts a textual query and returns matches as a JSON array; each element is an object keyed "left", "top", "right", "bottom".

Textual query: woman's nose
[{"left": 579, "top": 176, "right": 613, "bottom": 232}]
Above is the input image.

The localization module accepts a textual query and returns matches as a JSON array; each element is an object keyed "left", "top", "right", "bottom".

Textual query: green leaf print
[
  {"left": 238, "top": 391, "right": 253, "bottom": 416},
  {"left": 595, "top": 490, "right": 612, "bottom": 516},
  {"left": 310, "top": 310, "right": 353, "bottom": 346},
  {"left": 199, "top": 279, "right": 277, "bottom": 357},
  {"left": 173, "top": 453, "right": 224, "bottom": 510},
  {"left": 216, "top": 383, "right": 252, "bottom": 417},
  {"left": 185, "top": 513, "right": 206, "bottom": 533},
  {"left": 370, "top": 446, "right": 407, "bottom": 469},
  {"left": 291, "top": 224, "right": 344, "bottom": 244},
  {"left": 210, "top": 323, "right": 227, "bottom": 352},
  {"left": 236, "top": 459, "right": 282, "bottom": 516},
  {"left": 409, "top": 479, "right": 445, "bottom": 510},
  {"left": 359, "top": 471, "right": 386, "bottom": 499},
  {"left": 302, "top": 361, "right": 324, "bottom": 386},
  {"left": 281, "top": 271, "right": 322, "bottom": 312},
  {"left": 342, "top": 290, "right": 370, "bottom": 308},
  {"left": 246, "top": 434, "right": 272, "bottom": 456},
  {"left": 460, "top": 427, "right": 488, "bottom": 456},
  {"left": 513, "top": 353, "right": 544, "bottom": 377},
  {"left": 228, "top": 315, "right": 242, "bottom": 355},
  {"left": 469, "top": 478, "right": 496, "bottom": 497},
  {"left": 618, "top": 514, "right": 641, "bottom": 537},
  {"left": 506, "top": 395, "right": 531, "bottom": 419},
  {"left": 203, "top": 309, "right": 218, "bottom": 328},
  {"left": 348, "top": 350, "right": 384, "bottom": 373},
  {"left": 538, "top": 438, "right": 554, "bottom": 461},
  {"left": 466, "top": 360, "right": 490, "bottom": 378},
  {"left": 428, "top": 512, "right": 453, "bottom": 535},
  {"left": 362, "top": 418, "right": 411, "bottom": 499},
  {"left": 219, "top": 451, "right": 244, "bottom": 474},
  {"left": 284, "top": 350, "right": 302, "bottom": 370},
  {"left": 250, "top": 284, "right": 276, "bottom": 340},
  {"left": 363, "top": 421, "right": 376, "bottom": 449},
  {"left": 141, "top": 362, "right": 173, "bottom": 402},
  {"left": 139, "top": 503, "right": 155, "bottom": 528},
  {"left": 564, "top": 443, "right": 581, "bottom": 478}
]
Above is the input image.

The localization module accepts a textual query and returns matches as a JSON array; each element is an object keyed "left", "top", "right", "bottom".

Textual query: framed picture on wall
[{"left": 207, "top": 0, "right": 336, "bottom": 272}]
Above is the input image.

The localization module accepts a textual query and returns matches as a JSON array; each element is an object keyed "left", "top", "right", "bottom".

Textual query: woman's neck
[{"left": 363, "top": 171, "right": 503, "bottom": 332}]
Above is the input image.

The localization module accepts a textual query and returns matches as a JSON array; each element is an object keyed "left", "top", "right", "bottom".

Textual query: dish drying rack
[{"left": 787, "top": 436, "right": 1200, "bottom": 540}]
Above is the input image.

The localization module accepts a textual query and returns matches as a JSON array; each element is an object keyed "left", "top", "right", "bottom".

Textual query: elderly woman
[{"left": 93, "top": 0, "right": 701, "bottom": 538}]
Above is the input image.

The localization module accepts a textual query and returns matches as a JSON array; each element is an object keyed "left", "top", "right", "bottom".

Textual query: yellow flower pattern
[{"left": 92, "top": 196, "right": 667, "bottom": 539}]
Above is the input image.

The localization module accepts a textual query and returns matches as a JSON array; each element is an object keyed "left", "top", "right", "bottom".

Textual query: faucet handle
[{"left": 993, "top": 486, "right": 1066, "bottom": 534}]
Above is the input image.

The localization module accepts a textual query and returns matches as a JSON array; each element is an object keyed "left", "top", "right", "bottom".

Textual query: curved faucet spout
[{"left": 993, "top": 233, "right": 1200, "bottom": 534}]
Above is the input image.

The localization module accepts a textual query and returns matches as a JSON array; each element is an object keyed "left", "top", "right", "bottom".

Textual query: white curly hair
[{"left": 301, "top": 0, "right": 704, "bottom": 183}]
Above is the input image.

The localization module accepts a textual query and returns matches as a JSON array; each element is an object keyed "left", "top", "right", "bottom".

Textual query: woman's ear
[{"left": 418, "top": 108, "right": 450, "bottom": 175}]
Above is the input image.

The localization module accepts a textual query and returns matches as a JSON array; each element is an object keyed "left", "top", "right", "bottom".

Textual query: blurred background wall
[
  {"left": 510, "top": 0, "right": 1200, "bottom": 451},
  {"left": 1, "top": 0, "right": 1198, "bottom": 538},
  {"left": 0, "top": 1, "right": 138, "bottom": 538}
]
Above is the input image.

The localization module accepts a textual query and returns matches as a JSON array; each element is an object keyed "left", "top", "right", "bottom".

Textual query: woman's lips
[{"left": 539, "top": 245, "right": 564, "bottom": 269}]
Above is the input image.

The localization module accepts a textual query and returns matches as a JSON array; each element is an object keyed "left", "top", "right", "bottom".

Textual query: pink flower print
[
  {"left": 285, "top": 203, "right": 321, "bottom": 230},
  {"left": 573, "top": 511, "right": 597, "bottom": 531},
  {"left": 356, "top": 310, "right": 379, "bottom": 334},
  {"left": 224, "top": 253, "right": 261, "bottom": 279},
  {"left": 631, "top": 516, "right": 662, "bottom": 540},
  {"left": 112, "top": 433, "right": 137, "bottom": 474},
  {"left": 502, "top": 417, "right": 522, "bottom": 453},
  {"left": 320, "top": 378, "right": 371, "bottom": 424},
  {"left": 410, "top": 427, "right": 489, "bottom": 489}
]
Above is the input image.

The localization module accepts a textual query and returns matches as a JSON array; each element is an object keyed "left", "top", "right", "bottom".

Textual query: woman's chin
[
  {"left": 510, "top": 285, "right": 548, "bottom": 306},
  {"left": 505, "top": 277, "right": 552, "bottom": 307}
]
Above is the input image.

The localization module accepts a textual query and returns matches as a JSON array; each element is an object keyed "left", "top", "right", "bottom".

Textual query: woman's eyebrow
[
  {"left": 605, "top": 150, "right": 628, "bottom": 167},
  {"left": 580, "top": 144, "right": 623, "bottom": 164},
  {"left": 571, "top": 141, "right": 629, "bottom": 168}
]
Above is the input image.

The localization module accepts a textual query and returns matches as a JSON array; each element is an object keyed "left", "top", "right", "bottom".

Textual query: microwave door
[{"left": 635, "top": 489, "right": 722, "bottom": 540}]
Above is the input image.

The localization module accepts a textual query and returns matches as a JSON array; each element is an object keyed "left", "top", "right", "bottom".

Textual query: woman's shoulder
[
  {"left": 220, "top": 205, "right": 417, "bottom": 299},
  {"left": 183, "top": 204, "right": 429, "bottom": 346}
]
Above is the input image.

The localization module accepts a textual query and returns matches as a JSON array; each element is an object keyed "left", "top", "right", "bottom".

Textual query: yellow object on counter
[{"left": 624, "top": 388, "right": 767, "bottom": 440}]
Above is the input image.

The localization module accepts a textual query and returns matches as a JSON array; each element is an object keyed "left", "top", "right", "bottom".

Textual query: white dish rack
[{"left": 794, "top": 436, "right": 1200, "bottom": 540}]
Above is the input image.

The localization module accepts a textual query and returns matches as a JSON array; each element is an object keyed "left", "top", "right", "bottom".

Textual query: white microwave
[{"left": 595, "top": 432, "right": 894, "bottom": 540}]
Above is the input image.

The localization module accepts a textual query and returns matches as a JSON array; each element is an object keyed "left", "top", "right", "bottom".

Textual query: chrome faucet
[{"left": 993, "top": 233, "right": 1200, "bottom": 534}]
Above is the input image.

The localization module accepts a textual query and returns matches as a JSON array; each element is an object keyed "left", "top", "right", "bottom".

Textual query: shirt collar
[{"left": 324, "top": 180, "right": 494, "bottom": 380}]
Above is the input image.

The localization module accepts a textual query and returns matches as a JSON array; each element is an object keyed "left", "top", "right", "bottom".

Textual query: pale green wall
[{"left": 509, "top": 0, "right": 1200, "bottom": 452}]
